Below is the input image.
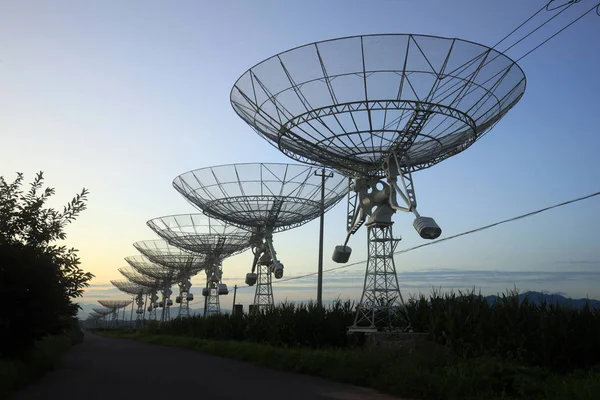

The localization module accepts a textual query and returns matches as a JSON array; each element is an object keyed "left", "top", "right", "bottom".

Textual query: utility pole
[
  {"left": 315, "top": 167, "right": 333, "bottom": 307},
  {"left": 129, "top": 296, "right": 134, "bottom": 323},
  {"left": 232, "top": 284, "right": 238, "bottom": 314}
]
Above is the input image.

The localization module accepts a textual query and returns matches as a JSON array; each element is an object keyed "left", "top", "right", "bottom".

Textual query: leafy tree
[{"left": 0, "top": 172, "right": 94, "bottom": 357}]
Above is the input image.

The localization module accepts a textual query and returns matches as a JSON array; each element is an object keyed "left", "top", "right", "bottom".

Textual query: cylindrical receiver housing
[
  {"left": 218, "top": 283, "right": 229, "bottom": 295},
  {"left": 245, "top": 273, "right": 258, "bottom": 286},
  {"left": 413, "top": 216, "right": 442, "bottom": 239},
  {"left": 332, "top": 245, "right": 352, "bottom": 263}
]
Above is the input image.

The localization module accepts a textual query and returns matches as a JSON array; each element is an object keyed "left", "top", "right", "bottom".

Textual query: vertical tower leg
[
  {"left": 349, "top": 223, "right": 403, "bottom": 333},
  {"left": 253, "top": 263, "right": 274, "bottom": 313}
]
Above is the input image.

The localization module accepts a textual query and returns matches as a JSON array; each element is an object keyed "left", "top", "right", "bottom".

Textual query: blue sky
[{"left": 1, "top": 0, "right": 599, "bottom": 313}]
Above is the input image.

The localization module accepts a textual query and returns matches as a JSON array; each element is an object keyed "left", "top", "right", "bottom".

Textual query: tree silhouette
[{"left": 0, "top": 172, "right": 94, "bottom": 357}]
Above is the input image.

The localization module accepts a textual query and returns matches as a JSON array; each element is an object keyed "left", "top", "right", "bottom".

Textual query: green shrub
[{"left": 0, "top": 334, "right": 72, "bottom": 397}]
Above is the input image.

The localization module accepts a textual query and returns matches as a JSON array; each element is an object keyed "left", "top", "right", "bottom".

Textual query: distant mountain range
[{"left": 484, "top": 291, "right": 600, "bottom": 309}]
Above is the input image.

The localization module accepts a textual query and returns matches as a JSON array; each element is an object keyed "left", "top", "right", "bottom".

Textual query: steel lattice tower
[
  {"left": 353, "top": 223, "right": 403, "bottom": 330},
  {"left": 176, "top": 278, "right": 192, "bottom": 318},
  {"left": 254, "top": 263, "right": 274, "bottom": 312},
  {"left": 148, "top": 291, "right": 159, "bottom": 321}
]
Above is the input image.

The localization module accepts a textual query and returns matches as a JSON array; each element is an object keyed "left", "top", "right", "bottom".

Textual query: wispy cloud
[{"left": 81, "top": 268, "right": 600, "bottom": 306}]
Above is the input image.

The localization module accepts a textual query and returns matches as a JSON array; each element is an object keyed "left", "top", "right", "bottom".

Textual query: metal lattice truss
[
  {"left": 110, "top": 280, "right": 150, "bottom": 296},
  {"left": 98, "top": 300, "right": 132, "bottom": 310},
  {"left": 147, "top": 213, "right": 253, "bottom": 259},
  {"left": 230, "top": 34, "right": 526, "bottom": 177},
  {"left": 352, "top": 225, "right": 403, "bottom": 331},
  {"left": 173, "top": 163, "right": 348, "bottom": 233}
]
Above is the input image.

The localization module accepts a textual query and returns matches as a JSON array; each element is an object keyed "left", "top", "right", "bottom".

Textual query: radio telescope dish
[
  {"left": 97, "top": 300, "right": 131, "bottom": 327},
  {"left": 126, "top": 249, "right": 193, "bottom": 322},
  {"left": 231, "top": 33, "right": 525, "bottom": 177},
  {"left": 111, "top": 280, "right": 150, "bottom": 325},
  {"left": 98, "top": 300, "right": 132, "bottom": 309},
  {"left": 147, "top": 213, "right": 253, "bottom": 257},
  {"left": 118, "top": 267, "right": 162, "bottom": 288},
  {"left": 118, "top": 267, "right": 163, "bottom": 321},
  {"left": 174, "top": 163, "right": 348, "bottom": 233},
  {"left": 125, "top": 254, "right": 198, "bottom": 280},
  {"left": 173, "top": 163, "right": 347, "bottom": 312},
  {"left": 91, "top": 307, "right": 112, "bottom": 327},
  {"left": 147, "top": 214, "right": 254, "bottom": 317},
  {"left": 230, "top": 34, "right": 526, "bottom": 332},
  {"left": 132, "top": 240, "right": 207, "bottom": 318},
  {"left": 111, "top": 280, "right": 149, "bottom": 296}
]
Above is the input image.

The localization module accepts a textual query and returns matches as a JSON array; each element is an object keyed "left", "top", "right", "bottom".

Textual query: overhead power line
[
  {"left": 231, "top": 190, "right": 600, "bottom": 291},
  {"left": 517, "top": 1, "right": 600, "bottom": 61}
]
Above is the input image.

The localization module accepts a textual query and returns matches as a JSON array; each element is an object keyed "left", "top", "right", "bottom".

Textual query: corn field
[
  {"left": 144, "top": 290, "right": 600, "bottom": 373},
  {"left": 401, "top": 289, "right": 600, "bottom": 372},
  {"left": 146, "top": 300, "right": 356, "bottom": 349}
]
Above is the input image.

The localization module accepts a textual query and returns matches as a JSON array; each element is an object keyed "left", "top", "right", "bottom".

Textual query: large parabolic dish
[
  {"left": 230, "top": 34, "right": 526, "bottom": 333},
  {"left": 133, "top": 240, "right": 206, "bottom": 271},
  {"left": 119, "top": 267, "right": 162, "bottom": 288},
  {"left": 173, "top": 163, "right": 348, "bottom": 233},
  {"left": 125, "top": 253, "right": 201, "bottom": 279},
  {"left": 173, "top": 162, "right": 348, "bottom": 313},
  {"left": 230, "top": 34, "right": 526, "bottom": 177},
  {"left": 147, "top": 213, "right": 253, "bottom": 257},
  {"left": 111, "top": 280, "right": 149, "bottom": 296},
  {"left": 147, "top": 213, "right": 254, "bottom": 317},
  {"left": 132, "top": 239, "right": 211, "bottom": 318},
  {"left": 98, "top": 300, "right": 132, "bottom": 309},
  {"left": 111, "top": 280, "right": 149, "bottom": 321},
  {"left": 97, "top": 300, "right": 131, "bottom": 325}
]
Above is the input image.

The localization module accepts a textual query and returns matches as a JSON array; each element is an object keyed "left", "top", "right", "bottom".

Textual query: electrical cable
[
  {"left": 517, "top": 1, "right": 600, "bottom": 61},
  {"left": 232, "top": 189, "right": 600, "bottom": 290}
]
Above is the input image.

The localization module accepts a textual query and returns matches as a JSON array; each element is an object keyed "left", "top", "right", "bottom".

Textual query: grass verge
[
  {"left": 97, "top": 330, "right": 600, "bottom": 400},
  {"left": 0, "top": 334, "right": 73, "bottom": 399}
]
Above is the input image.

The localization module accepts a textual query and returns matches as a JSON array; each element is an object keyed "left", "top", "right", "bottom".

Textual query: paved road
[{"left": 9, "top": 333, "right": 402, "bottom": 400}]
